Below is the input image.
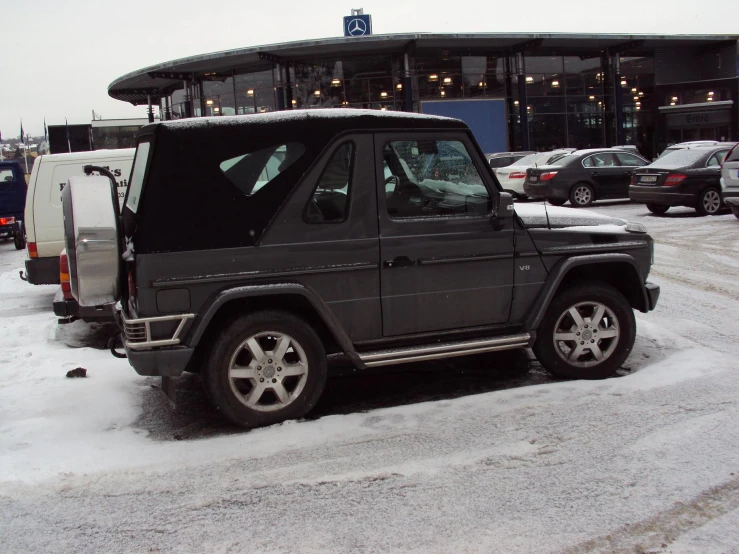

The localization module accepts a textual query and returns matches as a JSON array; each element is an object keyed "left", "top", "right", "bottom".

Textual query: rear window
[
  {"left": 488, "top": 156, "right": 514, "bottom": 168},
  {"left": 650, "top": 149, "right": 708, "bottom": 169},
  {"left": 125, "top": 138, "right": 151, "bottom": 213},
  {"left": 508, "top": 153, "right": 542, "bottom": 167},
  {"left": 726, "top": 145, "right": 739, "bottom": 163},
  {"left": 220, "top": 143, "right": 305, "bottom": 196},
  {"left": 548, "top": 154, "right": 580, "bottom": 167}
]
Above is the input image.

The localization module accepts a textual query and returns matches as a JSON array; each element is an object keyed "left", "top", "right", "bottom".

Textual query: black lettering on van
[{"left": 114, "top": 169, "right": 122, "bottom": 177}]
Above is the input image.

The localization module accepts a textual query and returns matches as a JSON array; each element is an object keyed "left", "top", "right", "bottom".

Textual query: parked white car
[{"left": 496, "top": 150, "right": 574, "bottom": 196}]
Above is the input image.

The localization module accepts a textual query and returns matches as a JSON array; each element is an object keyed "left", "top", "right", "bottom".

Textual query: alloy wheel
[
  {"left": 702, "top": 190, "right": 721, "bottom": 215},
  {"left": 228, "top": 331, "right": 309, "bottom": 412},
  {"left": 573, "top": 186, "right": 592, "bottom": 206},
  {"left": 552, "top": 301, "right": 620, "bottom": 368}
]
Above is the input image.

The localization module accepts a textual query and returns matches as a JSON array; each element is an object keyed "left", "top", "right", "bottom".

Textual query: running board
[{"left": 358, "top": 333, "right": 532, "bottom": 368}]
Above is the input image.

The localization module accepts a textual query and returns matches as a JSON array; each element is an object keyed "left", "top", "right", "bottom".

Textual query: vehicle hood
[{"left": 513, "top": 203, "right": 627, "bottom": 229}]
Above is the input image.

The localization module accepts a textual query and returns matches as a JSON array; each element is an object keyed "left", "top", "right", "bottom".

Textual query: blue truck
[{"left": 0, "top": 161, "right": 27, "bottom": 250}]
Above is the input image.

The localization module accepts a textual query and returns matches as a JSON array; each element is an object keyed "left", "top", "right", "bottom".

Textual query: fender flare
[
  {"left": 525, "top": 253, "right": 648, "bottom": 332},
  {"left": 186, "top": 282, "right": 365, "bottom": 368}
]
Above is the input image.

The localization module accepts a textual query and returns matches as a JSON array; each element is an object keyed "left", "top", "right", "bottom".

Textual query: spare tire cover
[{"left": 62, "top": 175, "right": 120, "bottom": 307}]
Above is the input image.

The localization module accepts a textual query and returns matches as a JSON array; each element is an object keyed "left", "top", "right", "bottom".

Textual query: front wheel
[
  {"left": 533, "top": 283, "right": 636, "bottom": 380},
  {"left": 695, "top": 187, "right": 722, "bottom": 216},
  {"left": 569, "top": 183, "right": 595, "bottom": 208},
  {"left": 646, "top": 202, "right": 669, "bottom": 215},
  {"left": 203, "top": 310, "right": 327, "bottom": 428}
]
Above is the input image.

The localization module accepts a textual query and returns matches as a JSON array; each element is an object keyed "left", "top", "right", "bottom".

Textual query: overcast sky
[{"left": 2, "top": 0, "right": 738, "bottom": 137}]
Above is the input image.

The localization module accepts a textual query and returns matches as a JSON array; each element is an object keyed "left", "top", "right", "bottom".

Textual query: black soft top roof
[{"left": 138, "top": 108, "right": 466, "bottom": 138}]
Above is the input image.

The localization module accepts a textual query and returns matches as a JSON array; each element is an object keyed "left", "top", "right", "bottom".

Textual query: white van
[{"left": 23, "top": 149, "right": 134, "bottom": 285}]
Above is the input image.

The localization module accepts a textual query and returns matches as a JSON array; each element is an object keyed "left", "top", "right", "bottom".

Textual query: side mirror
[{"left": 494, "top": 192, "right": 515, "bottom": 219}]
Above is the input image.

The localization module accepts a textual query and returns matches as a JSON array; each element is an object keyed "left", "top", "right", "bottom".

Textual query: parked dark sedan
[
  {"left": 524, "top": 149, "right": 650, "bottom": 207},
  {"left": 629, "top": 144, "right": 736, "bottom": 216}
]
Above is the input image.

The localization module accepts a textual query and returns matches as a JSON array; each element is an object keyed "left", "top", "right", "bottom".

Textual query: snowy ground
[{"left": 1, "top": 201, "right": 738, "bottom": 554}]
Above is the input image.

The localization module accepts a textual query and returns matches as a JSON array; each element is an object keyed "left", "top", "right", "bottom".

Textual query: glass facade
[{"left": 147, "top": 40, "right": 737, "bottom": 160}]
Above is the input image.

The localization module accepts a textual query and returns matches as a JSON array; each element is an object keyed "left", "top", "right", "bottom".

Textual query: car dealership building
[{"left": 108, "top": 32, "right": 739, "bottom": 160}]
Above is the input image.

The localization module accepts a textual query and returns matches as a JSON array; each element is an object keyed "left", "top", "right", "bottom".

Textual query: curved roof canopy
[{"left": 109, "top": 32, "right": 738, "bottom": 105}]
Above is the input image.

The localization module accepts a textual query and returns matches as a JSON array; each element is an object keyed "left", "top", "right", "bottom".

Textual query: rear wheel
[
  {"left": 547, "top": 198, "right": 567, "bottom": 206},
  {"left": 646, "top": 202, "right": 669, "bottom": 215},
  {"left": 732, "top": 206, "right": 739, "bottom": 220},
  {"left": 569, "top": 183, "right": 595, "bottom": 208},
  {"left": 695, "top": 187, "right": 722, "bottom": 216},
  {"left": 533, "top": 283, "right": 636, "bottom": 380},
  {"left": 204, "top": 310, "right": 327, "bottom": 428},
  {"left": 13, "top": 224, "right": 25, "bottom": 250}
]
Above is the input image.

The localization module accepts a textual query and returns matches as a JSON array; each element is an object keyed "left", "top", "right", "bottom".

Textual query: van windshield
[{"left": 125, "top": 138, "right": 151, "bottom": 213}]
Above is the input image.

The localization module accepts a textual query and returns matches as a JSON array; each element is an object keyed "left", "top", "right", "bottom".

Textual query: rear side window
[
  {"left": 0, "top": 168, "right": 15, "bottom": 183},
  {"left": 125, "top": 139, "right": 151, "bottom": 213},
  {"left": 549, "top": 154, "right": 579, "bottom": 167},
  {"left": 707, "top": 150, "right": 729, "bottom": 167},
  {"left": 220, "top": 143, "right": 305, "bottom": 197},
  {"left": 582, "top": 153, "right": 618, "bottom": 167},
  {"left": 615, "top": 153, "right": 648, "bottom": 167},
  {"left": 305, "top": 142, "right": 354, "bottom": 223}
]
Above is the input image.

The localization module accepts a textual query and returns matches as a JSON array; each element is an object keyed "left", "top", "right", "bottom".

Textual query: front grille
[{"left": 123, "top": 321, "right": 147, "bottom": 343}]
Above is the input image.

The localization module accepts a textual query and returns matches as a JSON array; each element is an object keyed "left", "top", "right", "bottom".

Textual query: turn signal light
[
  {"left": 27, "top": 242, "right": 38, "bottom": 258},
  {"left": 509, "top": 172, "right": 526, "bottom": 179},
  {"left": 540, "top": 172, "right": 559, "bottom": 181},
  {"left": 664, "top": 173, "right": 687, "bottom": 186},
  {"left": 0, "top": 217, "right": 15, "bottom": 226}
]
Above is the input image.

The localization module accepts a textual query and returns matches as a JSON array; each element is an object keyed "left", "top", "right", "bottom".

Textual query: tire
[
  {"left": 646, "top": 202, "right": 669, "bottom": 215},
  {"left": 13, "top": 225, "right": 25, "bottom": 250},
  {"left": 695, "top": 187, "right": 722, "bottom": 216},
  {"left": 732, "top": 207, "right": 739, "bottom": 220},
  {"left": 203, "top": 310, "right": 327, "bottom": 428},
  {"left": 533, "top": 283, "right": 636, "bottom": 380},
  {"left": 569, "top": 183, "right": 595, "bottom": 208},
  {"left": 547, "top": 198, "right": 567, "bottom": 206}
]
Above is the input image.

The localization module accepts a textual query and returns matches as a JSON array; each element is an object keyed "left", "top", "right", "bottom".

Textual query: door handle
[
  {"left": 384, "top": 256, "right": 415, "bottom": 268},
  {"left": 591, "top": 171, "right": 600, "bottom": 176}
]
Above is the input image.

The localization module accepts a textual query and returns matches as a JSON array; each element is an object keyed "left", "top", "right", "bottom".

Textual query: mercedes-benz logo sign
[{"left": 347, "top": 18, "right": 368, "bottom": 36}]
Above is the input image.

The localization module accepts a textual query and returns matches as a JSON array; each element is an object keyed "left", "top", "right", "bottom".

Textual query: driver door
[{"left": 374, "top": 132, "right": 515, "bottom": 337}]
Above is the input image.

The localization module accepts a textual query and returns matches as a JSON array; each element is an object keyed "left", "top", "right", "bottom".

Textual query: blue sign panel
[
  {"left": 343, "top": 15, "right": 372, "bottom": 37},
  {"left": 421, "top": 99, "right": 508, "bottom": 154}
]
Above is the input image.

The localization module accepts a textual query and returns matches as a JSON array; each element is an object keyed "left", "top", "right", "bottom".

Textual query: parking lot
[{"left": 1, "top": 201, "right": 738, "bottom": 553}]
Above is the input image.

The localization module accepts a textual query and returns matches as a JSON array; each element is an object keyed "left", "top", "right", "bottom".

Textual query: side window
[
  {"left": 583, "top": 153, "right": 617, "bottom": 168},
  {"left": 220, "top": 142, "right": 305, "bottom": 197},
  {"left": 615, "top": 153, "right": 648, "bottom": 167},
  {"left": 383, "top": 139, "right": 491, "bottom": 218},
  {"left": 305, "top": 142, "right": 354, "bottom": 223},
  {"left": 0, "top": 169, "right": 15, "bottom": 183},
  {"left": 707, "top": 151, "right": 728, "bottom": 167}
]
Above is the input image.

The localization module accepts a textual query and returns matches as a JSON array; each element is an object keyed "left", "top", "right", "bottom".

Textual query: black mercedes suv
[{"left": 62, "top": 110, "right": 660, "bottom": 428}]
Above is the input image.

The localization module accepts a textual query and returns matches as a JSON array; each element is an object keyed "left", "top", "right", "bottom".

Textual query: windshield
[
  {"left": 548, "top": 154, "right": 580, "bottom": 167},
  {"left": 650, "top": 149, "right": 708, "bottom": 169}
]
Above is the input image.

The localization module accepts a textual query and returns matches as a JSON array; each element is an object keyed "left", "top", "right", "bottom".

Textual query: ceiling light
[
  {"left": 636, "top": 106, "right": 641, "bottom": 111},
  {"left": 443, "top": 77, "right": 452, "bottom": 84},
  {"left": 620, "top": 80, "right": 627, "bottom": 87},
  {"left": 440, "top": 90, "right": 446, "bottom": 97},
  {"left": 708, "top": 91, "right": 714, "bottom": 96},
  {"left": 478, "top": 81, "right": 484, "bottom": 88},
  {"left": 380, "top": 107, "right": 387, "bottom": 111},
  {"left": 635, "top": 101, "right": 641, "bottom": 106},
  {"left": 314, "top": 90, "right": 321, "bottom": 96},
  {"left": 633, "top": 96, "right": 639, "bottom": 101},
  {"left": 247, "top": 89, "right": 254, "bottom": 96},
  {"left": 206, "top": 99, "right": 214, "bottom": 106},
  {"left": 598, "top": 101, "right": 602, "bottom": 106},
  {"left": 638, "top": 92, "right": 644, "bottom": 97},
  {"left": 380, "top": 91, "right": 388, "bottom": 98},
  {"left": 514, "top": 100, "right": 520, "bottom": 106},
  {"left": 331, "top": 78, "right": 341, "bottom": 86},
  {"left": 428, "top": 74, "right": 438, "bottom": 81},
  {"left": 396, "top": 83, "right": 403, "bottom": 90},
  {"left": 551, "top": 80, "right": 560, "bottom": 87},
  {"left": 631, "top": 87, "right": 637, "bottom": 93},
  {"left": 671, "top": 96, "right": 678, "bottom": 101},
  {"left": 213, "top": 107, "right": 220, "bottom": 113},
  {"left": 670, "top": 102, "right": 676, "bottom": 106},
  {"left": 291, "top": 99, "right": 297, "bottom": 105},
  {"left": 707, "top": 97, "right": 713, "bottom": 102},
  {"left": 589, "top": 95, "right": 595, "bottom": 100},
  {"left": 525, "top": 76, "right": 534, "bottom": 83}
]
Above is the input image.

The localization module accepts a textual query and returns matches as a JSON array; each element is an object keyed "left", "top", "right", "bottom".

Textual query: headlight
[{"left": 625, "top": 222, "right": 647, "bottom": 234}]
